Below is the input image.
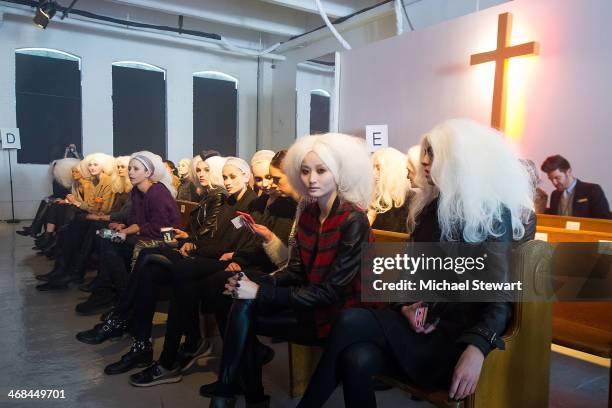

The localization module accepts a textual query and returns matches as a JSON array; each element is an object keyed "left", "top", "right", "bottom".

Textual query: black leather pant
[
  {"left": 29, "top": 199, "right": 49, "bottom": 234},
  {"left": 52, "top": 219, "right": 104, "bottom": 280},
  {"left": 215, "top": 299, "right": 321, "bottom": 402},
  {"left": 297, "top": 308, "right": 396, "bottom": 408}
]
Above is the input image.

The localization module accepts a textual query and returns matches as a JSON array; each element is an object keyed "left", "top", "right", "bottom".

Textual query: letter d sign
[{"left": 0, "top": 128, "right": 21, "bottom": 150}]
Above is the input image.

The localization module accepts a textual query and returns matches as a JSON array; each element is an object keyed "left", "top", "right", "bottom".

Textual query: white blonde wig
[
  {"left": 408, "top": 118, "right": 533, "bottom": 243},
  {"left": 406, "top": 144, "right": 421, "bottom": 187},
  {"left": 111, "top": 156, "right": 132, "bottom": 193},
  {"left": 250, "top": 150, "right": 275, "bottom": 168},
  {"left": 189, "top": 154, "right": 226, "bottom": 188},
  {"left": 371, "top": 147, "right": 410, "bottom": 213},
  {"left": 80, "top": 153, "right": 115, "bottom": 178},
  {"left": 189, "top": 154, "right": 204, "bottom": 186},
  {"left": 283, "top": 133, "right": 374, "bottom": 210},
  {"left": 178, "top": 158, "right": 191, "bottom": 177},
  {"left": 130, "top": 151, "right": 177, "bottom": 197},
  {"left": 206, "top": 156, "right": 226, "bottom": 188},
  {"left": 51, "top": 158, "right": 81, "bottom": 188},
  {"left": 224, "top": 157, "right": 252, "bottom": 184}
]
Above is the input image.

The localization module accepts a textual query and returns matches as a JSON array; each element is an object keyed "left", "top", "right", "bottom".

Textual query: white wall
[
  {"left": 337, "top": 0, "right": 612, "bottom": 202},
  {"left": 264, "top": 0, "right": 510, "bottom": 151},
  {"left": 0, "top": 12, "right": 259, "bottom": 219}
]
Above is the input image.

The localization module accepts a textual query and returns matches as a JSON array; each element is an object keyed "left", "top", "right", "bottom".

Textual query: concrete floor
[{"left": 0, "top": 221, "right": 608, "bottom": 408}]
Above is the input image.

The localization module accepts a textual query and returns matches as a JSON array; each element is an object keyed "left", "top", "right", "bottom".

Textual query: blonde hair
[
  {"left": 283, "top": 133, "right": 373, "bottom": 210},
  {"left": 79, "top": 153, "right": 115, "bottom": 178},
  {"left": 111, "top": 156, "right": 132, "bottom": 193},
  {"left": 50, "top": 158, "right": 81, "bottom": 188},
  {"left": 190, "top": 155, "right": 226, "bottom": 188},
  {"left": 408, "top": 119, "right": 533, "bottom": 242},
  {"left": 370, "top": 147, "right": 410, "bottom": 213}
]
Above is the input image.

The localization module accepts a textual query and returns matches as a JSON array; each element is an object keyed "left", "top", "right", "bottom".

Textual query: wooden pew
[
  {"left": 533, "top": 217, "right": 612, "bottom": 407},
  {"left": 537, "top": 214, "right": 612, "bottom": 234},
  {"left": 535, "top": 226, "right": 612, "bottom": 243},
  {"left": 289, "top": 230, "right": 554, "bottom": 408},
  {"left": 176, "top": 200, "right": 198, "bottom": 229}
]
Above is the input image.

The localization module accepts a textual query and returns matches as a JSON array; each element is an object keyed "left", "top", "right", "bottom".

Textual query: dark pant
[
  {"left": 297, "top": 308, "right": 397, "bottom": 408},
  {"left": 46, "top": 203, "right": 78, "bottom": 228},
  {"left": 95, "top": 238, "right": 135, "bottom": 299},
  {"left": 127, "top": 248, "right": 230, "bottom": 343},
  {"left": 29, "top": 199, "right": 49, "bottom": 234},
  {"left": 53, "top": 218, "right": 105, "bottom": 280},
  {"left": 215, "top": 299, "right": 321, "bottom": 402}
]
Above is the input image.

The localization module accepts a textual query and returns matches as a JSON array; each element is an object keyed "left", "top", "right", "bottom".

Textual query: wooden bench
[
  {"left": 533, "top": 216, "right": 612, "bottom": 406},
  {"left": 176, "top": 200, "right": 199, "bottom": 230},
  {"left": 289, "top": 231, "right": 554, "bottom": 408},
  {"left": 535, "top": 226, "right": 612, "bottom": 243},
  {"left": 537, "top": 214, "right": 612, "bottom": 234}
]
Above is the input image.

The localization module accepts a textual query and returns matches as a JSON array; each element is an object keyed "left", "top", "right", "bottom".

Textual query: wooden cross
[{"left": 470, "top": 12, "right": 539, "bottom": 131}]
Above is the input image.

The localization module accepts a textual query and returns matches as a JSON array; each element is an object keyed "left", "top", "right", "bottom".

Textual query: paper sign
[
  {"left": 0, "top": 128, "right": 21, "bottom": 150},
  {"left": 535, "top": 232, "right": 548, "bottom": 242},
  {"left": 365, "top": 125, "right": 388, "bottom": 152},
  {"left": 565, "top": 221, "right": 580, "bottom": 231}
]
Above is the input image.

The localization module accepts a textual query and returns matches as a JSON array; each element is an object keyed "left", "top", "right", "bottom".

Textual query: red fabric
[{"left": 297, "top": 200, "right": 373, "bottom": 337}]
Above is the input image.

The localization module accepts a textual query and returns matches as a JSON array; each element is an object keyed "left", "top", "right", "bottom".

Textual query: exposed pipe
[
  {"left": 0, "top": 3, "right": 286, "bottom": 61},
  {"left": 314, "top": 0, "right": 351, "bottom": 50},
  {"left": 394, "top": 0, "right": 403, "bottom": 35}
]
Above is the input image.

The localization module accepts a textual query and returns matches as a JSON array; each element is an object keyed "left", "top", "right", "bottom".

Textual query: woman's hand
[
  {"left": 224, "top": 272, "right": 259, "bottom": 299},
  {"left": 250, "top": 224, "right": 274, "bottom": 243},
  {"left": 108, "top": 223, "right": 125, "bottom": 232},
  {"left": 179, "top": 242, "right": 195, "bottom": 257},
  {"left": 400, "top": 302, "right": 436, "bottom": 334},
  {"left": 449, "top": 345, "right": 484, "bottom": 401},
  {"left": 225, "top": 262, "right": 242, "bottom": 272},
  {"left": 173, "top": 228, "right": 189, "bottom": 240},
  {"left": 65, "top": 194, "right": 76, "bottom": 204},
  {"left": 219, "top": 252, "right": 234, "bottom": 261},
  {"left": 85, "top": 213, "right": 99, "bottom": 221}
]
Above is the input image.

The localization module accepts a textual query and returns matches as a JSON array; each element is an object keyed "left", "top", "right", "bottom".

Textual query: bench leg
[{"left": 608, "top": 365, "right": 611, "bottom": 408}]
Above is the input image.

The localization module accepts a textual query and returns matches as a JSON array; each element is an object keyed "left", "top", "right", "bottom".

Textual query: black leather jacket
[
  {"left": 186, "top": 186, "right": 227, "bottom": 242},
  {"left": 256, "top": 199, "right": 371, "bottom": 310}
]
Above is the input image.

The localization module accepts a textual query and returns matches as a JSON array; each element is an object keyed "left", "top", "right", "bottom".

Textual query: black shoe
[
  {"left": 200, "top": 381, "right": 244, "bottom": 399},
  {"left": 246, "top": 396, "right": 271, "bottom": 408},
  {"left": 104, "top": 339, "right": 153, "bottom": 375},
  {"left": 36, "top": 278, "right": 70, "bottom": 291},
  {"left": 16, "top": 227, "right": 32, "bottom": 236},
  {"left": 35, "top": 267, "right": 62, "bottom": 282},
  {"left": 208, "top": 396, "right": 236, "bottom": 408},
  {"left": 75, "top": 290, "right": 116, "bottom": 316},
  {"left": 100, "top": 308, "right": 117, "bottom": 322},
  {"left": 35, "top": 233, "right": 55, "bottom": 250},
  {"left": 177, "top": 339, "right": 213, "bottom": 373},
  {"left": 76, "top": 317, "right": 127, "bottom": 345},
  {"left": 129, "top": 361, "right": 182, "bottom": 387}
]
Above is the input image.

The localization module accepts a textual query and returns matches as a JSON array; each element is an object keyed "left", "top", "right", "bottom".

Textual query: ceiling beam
[
  {"left": 104, "top": 0, "right": 309, "bottom": 37},
  {"left": 257, "top": 0, "right": 357, "bottom": 19}
]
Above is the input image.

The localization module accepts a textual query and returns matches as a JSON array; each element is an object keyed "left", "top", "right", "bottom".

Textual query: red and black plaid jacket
[{"left": 257, "top": 197, "right": 373, "bottom": 337}]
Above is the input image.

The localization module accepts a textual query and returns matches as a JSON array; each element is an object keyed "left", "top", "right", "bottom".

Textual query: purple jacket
[{"left": 128, "top": 183, "right": 181, "bottom": 240}]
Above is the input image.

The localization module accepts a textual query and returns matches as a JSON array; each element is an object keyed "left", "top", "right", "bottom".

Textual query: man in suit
[{"left": 541, "top": 154, "right": 610, "bottom": 219}]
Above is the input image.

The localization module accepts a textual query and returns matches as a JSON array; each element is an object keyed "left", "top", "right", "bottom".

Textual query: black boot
[
  {"left": 35, "top": 261, "right": 63, "bottom": 281},
  {"left": 208, "top": 396, "right": 236, "bottom": 408},
  {"left": 35, "top": 275, "right": 72, "bottom": 291},
  {"left": 16, "top": 227, "right": 32, "bottom": 236},
  {"left": 34, "top": 232, "right": 54, "bottom": 249},
  {"left": 104, "top": 339, "right": 153, "bottom": 375},
  {"left": 76, "top": 314, "right": 127, "bottom": 345},
  {"left": 75, "top": 289, "right": 116, "bottom": 316}
]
